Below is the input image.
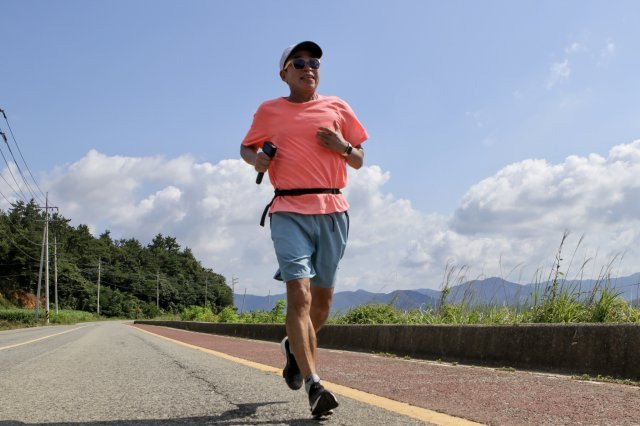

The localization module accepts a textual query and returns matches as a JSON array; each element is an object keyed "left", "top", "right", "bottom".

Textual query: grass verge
[
  {"left": 0, "top": 309, "right": 100, "bottom": 330},
  {"left": 573, "top": 374, "right": 640, "bottom": 387}
]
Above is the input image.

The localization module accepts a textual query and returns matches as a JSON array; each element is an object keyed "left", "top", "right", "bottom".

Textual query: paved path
[
  {"left": 2, "top": 321, "right": 639, "bottom": 425},
  {"left": 133, "top": 323, "right": 640, "bottom": 426},
  {"left": 0, "top": 321, "right": 430, "bottom": 425}
]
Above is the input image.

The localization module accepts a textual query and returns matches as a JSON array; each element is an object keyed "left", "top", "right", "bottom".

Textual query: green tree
[{"left": 0, "top": 204, "right": 233, "bottom": 317}]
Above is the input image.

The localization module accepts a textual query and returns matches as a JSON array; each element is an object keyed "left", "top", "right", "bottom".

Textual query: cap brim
[
  {"left": 282, "top": 41, "right": 323, "bottom": 69},
  {"left": 290, "top": 41, "right": 322, "bottom": 59}
]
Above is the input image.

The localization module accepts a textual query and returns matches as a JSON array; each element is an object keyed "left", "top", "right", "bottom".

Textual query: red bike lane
[{"left": 132, "top": 323, "right": 640, "bottom": 425}]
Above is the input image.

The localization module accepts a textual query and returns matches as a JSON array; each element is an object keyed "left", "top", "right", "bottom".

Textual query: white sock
[{"left": 304, "top": 374, "right": 321, "bottom": 394}]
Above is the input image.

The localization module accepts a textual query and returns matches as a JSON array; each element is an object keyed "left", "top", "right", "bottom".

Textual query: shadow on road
[{"left": 0, "top": 401, "right": 333, "bottom": 425}]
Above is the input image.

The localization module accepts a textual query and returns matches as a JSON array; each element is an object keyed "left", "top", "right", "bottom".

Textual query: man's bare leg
[
  {"left": 286, "top": 278, "right": 316, "bottom": 378},
  {"left": 310, "top": 286, "right": 333, "bottom": 331},
  {"left": 286, "top": 280, "right": 338, "bottom": 417},
  {"left": 309, "top": 286, "right": 333, "bottom": 362}
]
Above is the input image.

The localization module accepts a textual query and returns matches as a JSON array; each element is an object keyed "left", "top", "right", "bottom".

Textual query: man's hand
[
  {"left": 316, "top": 120, "right": 349, "bottom": 154},
  {"left": 254, "top": 151, "right": 272, "bottom": 173}
]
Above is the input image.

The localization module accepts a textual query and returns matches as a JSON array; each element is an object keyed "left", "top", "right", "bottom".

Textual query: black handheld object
[{"left": 256, "top": 141, "right": 277, "bottom": 184}]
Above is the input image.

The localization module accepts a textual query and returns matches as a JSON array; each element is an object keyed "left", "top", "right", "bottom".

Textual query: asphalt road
[{"left": 0, "top": 321, "right": 428, "bottom": 425}]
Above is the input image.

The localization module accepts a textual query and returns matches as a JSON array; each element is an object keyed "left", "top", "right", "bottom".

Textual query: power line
[
  {"left": 0, "top": 108, "right": 45, "bottom": 203},
  {"left": 0, "top": 161, "right": 26, "bottom": 203},
  {"left": 0, "top": 262, "right": 36, "bottom": 266},
  {"left": 0, "top": 186, "right": 14, "bottom": 206},
  {"left": 0, "top": 217, "right": 41, "bottom": 262},
  {"left": 7, "top": 226, "right": 44, "bottom": 247},
  {"left": 0, "top": 129, "right": 40, "bottom": 203},
  {"left": 0, "top": 272, "right": 36, "bottom": 278},
  {"left": 0, "top": 200, "right": 47, "bottom": 247},
  {"left": 6, "top": 236, "right": 40, "bottom": 262},
  {"left": 0, "top": 131, "right": 29, "bottom": 202}
]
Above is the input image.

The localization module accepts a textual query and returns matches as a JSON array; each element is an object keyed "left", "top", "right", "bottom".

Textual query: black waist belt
[{"left": 260, "top": 188, "right": 342, "bottom": 226}]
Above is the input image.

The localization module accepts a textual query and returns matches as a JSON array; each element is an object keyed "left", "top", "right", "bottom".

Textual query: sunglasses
[{"left": 284, "top": 57, "right": 321, "bottom": 70}]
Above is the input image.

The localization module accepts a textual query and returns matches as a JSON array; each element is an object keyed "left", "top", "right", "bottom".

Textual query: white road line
[
  {"left": 133, "top": 325, "right": 484, "bottom": 426},
  {"left": 0, "top": 325, "right": 90, "bottom": 351}
]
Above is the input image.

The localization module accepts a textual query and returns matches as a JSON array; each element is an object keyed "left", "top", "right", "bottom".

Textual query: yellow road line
[
  {"left": 0, "top": 325, "right": 90, "bottom": 351},
  {"left": 132, "top": 325, "right": 483, "bottom": 426}
]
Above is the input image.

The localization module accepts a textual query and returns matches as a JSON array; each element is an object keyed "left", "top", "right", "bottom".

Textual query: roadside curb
[{"left": 134, "top": 320, "right": 640, "bottom": 380}]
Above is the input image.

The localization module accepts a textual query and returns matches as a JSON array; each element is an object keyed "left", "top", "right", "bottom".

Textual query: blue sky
[{"left": 2, "top": 1, "right": 640, "bottom": 294}]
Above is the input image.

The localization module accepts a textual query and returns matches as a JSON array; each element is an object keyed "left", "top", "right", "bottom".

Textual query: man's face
[{"left": 280, "top": 50, "right": 320, "bottom": 92}]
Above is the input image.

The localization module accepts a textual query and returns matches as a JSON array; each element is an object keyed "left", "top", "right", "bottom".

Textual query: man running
[{"left": 240, "top": 41, "right": 368, "bottom": 417}]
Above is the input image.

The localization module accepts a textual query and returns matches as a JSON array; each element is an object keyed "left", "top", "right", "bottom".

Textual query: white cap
[{"left": 279, "top": 41, "right": 323, "bottom": 70}]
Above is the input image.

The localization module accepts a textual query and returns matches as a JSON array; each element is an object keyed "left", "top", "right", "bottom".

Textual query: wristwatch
[{"left": 342, "top": 143, "right": 353, "bottom": 157}]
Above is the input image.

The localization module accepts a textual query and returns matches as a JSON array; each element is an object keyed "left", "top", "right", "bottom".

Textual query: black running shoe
[
  {"left": 308, "top": 382, "right": 339, "bottom": 417},
  {"left": 280, "top": 336, "right": 303, "bottom": 390}
]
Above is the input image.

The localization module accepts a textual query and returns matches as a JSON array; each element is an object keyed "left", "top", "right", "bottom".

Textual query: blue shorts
[{"left": 270, "top": 211, "right": 349, "bottom": 288}]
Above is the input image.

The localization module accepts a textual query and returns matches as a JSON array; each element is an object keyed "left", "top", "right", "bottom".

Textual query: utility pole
[
  {"left": 34, "top": 224, "right": 46, "bottom": 321},
  {"left": 45, "top": 194, "right": 50, "bottom": 324},
  {"left": 54, "top": 236, "right": 58, "bottom": 315},
  {"left": 97, "top": 257, "right": 101, "bottom": 315},
  {"left": 156, "top": 270, "right": 160, "bottom": 309},
  {"left": 34, "top": 193, "right": 57, "bottom": 321},
  {"left": 232, "top": 276, "right": 238, "bottom": 306},
  {"left": 240, "top": 288, "right": 247, "bottom": 314}
]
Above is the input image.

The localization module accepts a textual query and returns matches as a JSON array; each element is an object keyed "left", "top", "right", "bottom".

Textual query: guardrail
[{"left": 134, "top": 320, "right": 640, "bottom": 380}]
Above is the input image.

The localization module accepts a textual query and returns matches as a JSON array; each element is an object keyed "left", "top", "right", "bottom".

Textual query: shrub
[
  {"left": 50, "top": 310, "right": 98, "bottom": 324},
  {"left": 141, "top": 303, "right": 161, "bottom": 319},
  {"left": 238, "top": 310, "right": 271, "bottom": 323},
  {"left": 334, "top": 304, "right": 402, "bottom": 324},
  {"left": 270, "top": 298, "right": 286, "bottom": 323},
  {"left": 0, "top": 308, "right": 99, "bottom": 327},
  {"left": 589, "top": 287, "right": 627, "bottom": 322},
  {"left": 0, "top": 309, "right": 34, "bottom": 323},
  {"left": 0, "top": 293, "right": 16, "bottom": 309},
  {"left": 438, "top": 303, "right": 467, "bottom": 324},
  {"left": 180, "top": 306, "right": 218, "bottom": 322},
  {"left": 217, "top": 306, "right": 239, "bottom": 323}
]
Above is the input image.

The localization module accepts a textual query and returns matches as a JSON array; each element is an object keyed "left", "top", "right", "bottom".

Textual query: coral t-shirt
[{"left": 242, "top": 95, "right": 368, "bottom": 215}]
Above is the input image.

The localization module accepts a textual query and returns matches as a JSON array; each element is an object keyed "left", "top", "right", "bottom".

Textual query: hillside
[{"left": 0, "top": 201, "right": 233, "bottom": 317}]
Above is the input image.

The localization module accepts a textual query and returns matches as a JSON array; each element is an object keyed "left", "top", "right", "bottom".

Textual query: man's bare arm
[
  {"left": 316, "top": 121, "right": 365, "bottom": 170},
  {"left": 240, "top": 145, "right": 272, "bottom": 173}
]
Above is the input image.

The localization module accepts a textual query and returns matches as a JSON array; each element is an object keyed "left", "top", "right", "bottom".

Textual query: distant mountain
[
  {"left": 330, "top": 289, "right": 438, "bottom": 314},
  {"left": 234, "top": 273, "right": 640, "bottom": 314},
  {"left": 553, "top": 272, "right": 640, "bottom": 301},
  {"left": 233, "top": 289, "right": 437, "bottom": 314},
  {"left": 417, "top": 277, "right": 530, "bottom": 306},
  {"left": 233, "top": 292, "right": 286, "bottom": 313},
  {"left": 417, "top": 273, "right": 640, "bottom": 306}
]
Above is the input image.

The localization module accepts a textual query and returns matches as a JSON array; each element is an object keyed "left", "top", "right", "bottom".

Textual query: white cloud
[
  {"left": 452, "top": 141, "right": 640, "bottom": 236},
  {"left": 44, "top": 150, "right": 278, "bottom": 293},
  {"left": 601, "top": 39, "right": 616, "bottom": 57},
  {"left": 0, "top": 165, "right": 21, "bottom": 208},
  {"left": 565, "top": 42, "right": 585, "bottom": 54},
  {"left": 0, "top": 162, "right": 41, "bottom": 208},
  {"left": 546, "top": 59, "right": 571, "bottom": 89},
  {"left": 450, "top": 140, "right": 640, "bottom": 278},
  {"left": 7, "top": 141, "right": 638, "bottom": 295}
]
